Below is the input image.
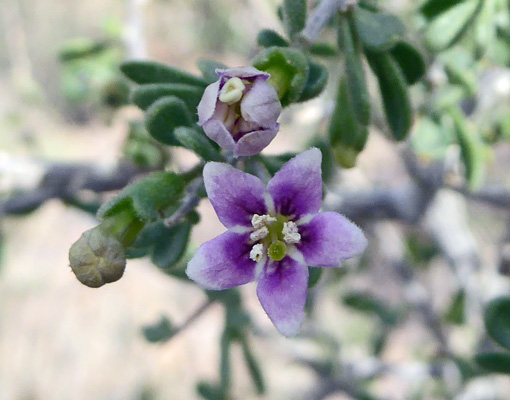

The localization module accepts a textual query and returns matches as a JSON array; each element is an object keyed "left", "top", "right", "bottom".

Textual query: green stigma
[{"left": 268, "top": 240, "right": 287, "bottom": 261}]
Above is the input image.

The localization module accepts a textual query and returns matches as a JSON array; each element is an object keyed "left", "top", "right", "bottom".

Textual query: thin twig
[
  {"left": 170, "top": 299, "right": 215, "bottom": 340},
  {"left": 163, "top": 178, "right": 203, "bottom": 228}
]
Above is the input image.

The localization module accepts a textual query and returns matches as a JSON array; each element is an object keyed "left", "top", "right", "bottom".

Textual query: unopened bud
[{"left": 69, "top": 226, "right": 126, "bottom": 288}]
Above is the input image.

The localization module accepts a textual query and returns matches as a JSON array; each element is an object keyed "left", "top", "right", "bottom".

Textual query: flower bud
[
  {"left": 69, "top": 226, "right": 126, "bottom": 288},
  {"left": 197, "top": 67, "right": 281, "bottom": 157}
]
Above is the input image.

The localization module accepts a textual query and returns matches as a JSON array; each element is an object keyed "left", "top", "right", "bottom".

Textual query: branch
[{"left": 163, "top": 177, "right": 203, "bottom": 228}]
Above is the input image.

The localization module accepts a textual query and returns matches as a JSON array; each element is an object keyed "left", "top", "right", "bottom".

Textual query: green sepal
[
  {"left": 366, "top": 51, "right": 413, "bottom": 141},
  {"left": 424, "top": 0, "right": 482, "bottom": 51},
  {"left": 196, "top": 59, "right": 227, "bottom": 84},
  {"left": 120, "top": 60, "right": 208, "bottom": 86},
  {"left": 484, "top": 296, "right": 510, "bottom": 351},
  {"left": 449, "top": 107, "right": 485, "bottom": 190},
  {"left": 97, "top": 171, "right": 186, "bottom": 222},
  {"left": 174, "top": 127, "right": 223, "bottom": 161},
  {"left": 145, "top": 96, "right": 193, "bottom": 145},
  {"left": 308, "top": 267, "right": 323, "bottom": 288},
  {"left": 257, "top": 29, "right": 289, "bottom": 48},
  {"left": 282, "top": 0, "right": 307, "bottom": 40},
  {"left": 297, "top": 61, "right": 328, "bottom": 102},
  {"left": 253, "top": 47, "right": 309, "bottom": 107},
  {"left": 142, "top": 316, "right": 174, "bottom": 343},
  {"left": 475, "top": 352, "right": 510, "bottom": 375},
  {"left": 131, "top": 83, "right": 204, "bottom": 112},
  {"left": 390, "top": 42, "right": 426, "bottom": 85},
  {"left": 337, "top": 12, "right": 371, "bottom": 126},
  {"left": 354, "top": 7, "right": 406, "bottom": 52},
  {"left": 151, "top": 222, "right": 192, "bottom": 270}
]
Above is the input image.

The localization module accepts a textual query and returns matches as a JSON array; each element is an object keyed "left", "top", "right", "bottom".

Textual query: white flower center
[{"left": 219, "top": 77, "right": 245, "bottom": 105}]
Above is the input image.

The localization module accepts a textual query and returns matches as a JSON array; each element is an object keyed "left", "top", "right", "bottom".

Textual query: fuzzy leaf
[
  {"left": 354, "top": 7, "right": 406, "bottom": 52},
  {"left": 174, "top": 127, "right": 223, "bottom": 161},
  {"left": 151, "top": 222, "right": 192, "bottom": 270},
  {"left": 196, "top": 59, "right": 227, "bottom": 84},
  {"left": 282, "top": 0, "right": 307, "bottom": 40},
  {"left": 121, "top": 60, "right": 208, "bottom": 86},
  {"left": 308, "top": 267, "right": 323, "bottom": 288},
  {"left": 475, "top": 352, "right": 510, "bottom": 374},
  {"left": 297, "top": 61, "right": 328, "bottom": 102},
  {"left": 391, "top": 42, "right": 426, "bottom": 85},
  {"left": 142, "top": 316, "right": 174, "bottom": 343},
  {"left": 145, "top": 96, "right": 192, "bottom": 145},
  {"left": 420, "top": 0, "right": 465, "bottom": 20},
  {"left": 310, "top": 42, "right": 338, "bottom": 57},
  {"left": 484, "top": 296, "right": 510, "bottom": 351},
  {"left": 131, "top": 83, "right": 203, "bottom": 112},
  {"left": 343, "top": 291, "right": 399, "bottom": 326},
  {"left": 257, "top": 29, "right": 289, "bottom": 48}
]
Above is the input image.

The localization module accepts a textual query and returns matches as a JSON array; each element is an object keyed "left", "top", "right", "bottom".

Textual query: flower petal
[
  {"left": 197, "top": 80, "right": 221, "bottom": 125},
  {"left": 241, "top": 78, "right": 281, "bottom": 128},
  {"left": 217, "top": 67, "right": 270, "bottom": 81},
  {"left": 202, "top": 119, "right": 236, "bottom": 152},
  {"left": 267, "top": 148, "right": 322, "bottom": 218},
  {"left": 186, "top": 231, "right": 256, "bottom": 290},
  {"left": 234, "top": 124, "right": 279, "bottom": 157},
  {"left": 297, "top": 212, "right": 367, "bottom": 267},
  {"left": 204, "top": 162, "right": 268, "bottom": 228},
  {"left": 256, "top": 257, "right": 308, "bottom": 337}
]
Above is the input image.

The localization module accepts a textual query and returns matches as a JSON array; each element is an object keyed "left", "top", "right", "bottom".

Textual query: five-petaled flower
[
  {"left": 197, "top": 67, "right": 282, "bottom": 157},
  {"left": 186, "top": 148, "right": 367, "bottom": 337}
]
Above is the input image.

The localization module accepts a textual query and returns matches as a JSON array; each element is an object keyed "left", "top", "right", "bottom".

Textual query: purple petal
[
  {"left": 267, "top": 148, "right": 323, "bottom": 218},
  {"left": 197, "top": 80, "right": 221, "bottom": 125},
  {"left": 203, "top": 162, "right": 267, "bottom": 228},
  {"left": 217, "top": 67, "right": 270, "bottom": 81},
  {"left": 256, "top": 257, "right": 308, "bottom": 337},
  {"left": 297, "top": 212, "right": 367, "bottom": 267},
  {"left": 202, "top": 119, "right": 236, "bottom": 152},
  {"left": 240, "top": 78, "right": 281, "bottom": 127},
  {"left": 234, "top": 124, "right": 279, "bottom": 157},
  {"left": 186, "top": 231, "right": 256, "bottom": 290}
]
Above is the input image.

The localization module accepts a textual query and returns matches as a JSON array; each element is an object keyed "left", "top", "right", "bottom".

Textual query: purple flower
[
  {"left": 197, "top": 67, "right": 282, "bottom": 157},
  {"left": 186, "top": 149, "right": 367, "bottom": 337}
]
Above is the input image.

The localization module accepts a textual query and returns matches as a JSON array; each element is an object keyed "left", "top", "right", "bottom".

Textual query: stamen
[
  {"left": 250, "top": 243, "right": 265, "bottom": 262},
  {"left": 251, "top": 214, "right": 276, "bottom": 229},
  {"left": 250, "top": 226, "right": 269, "bottom": 242},
  {"left": 282, "top": 221, "right": 301, "bottom": 244},
  {"left": 219, "top": 77, "right": 245, "bottom": 105}
]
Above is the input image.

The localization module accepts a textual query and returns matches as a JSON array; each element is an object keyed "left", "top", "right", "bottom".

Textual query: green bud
[
  {"left": 268, "top": 240, "right": 287, "bottom": 262},
  {"left": 69, "top": 226, "right": 126, "bottom": 288}
]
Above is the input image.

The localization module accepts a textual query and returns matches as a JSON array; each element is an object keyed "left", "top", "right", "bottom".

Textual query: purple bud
[{"left": 197, "top": 67, "right": 282, "bottom": 157}]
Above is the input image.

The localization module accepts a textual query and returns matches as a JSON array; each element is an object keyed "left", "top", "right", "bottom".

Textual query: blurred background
[{"left": 2, "top": 0, "right": 510, "bottom": 399}]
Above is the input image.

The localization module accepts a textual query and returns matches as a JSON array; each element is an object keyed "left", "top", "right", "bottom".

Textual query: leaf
[
  {"left": 308, "top": 267, "right": 323, "bottom": 288},
  {"left": 337, "top": 12, "right": 371, "bottom": 126},
  {"left": 282, "top": 0, "right": 307, "bottom": 40},
  {"left": 474, "top": 0, "right": 498, "bottom": 57},
  {"left": 98, "top": 171, "right": 186, "bottom": 222},
  {"left": 366, "top": 51, "right": 413, "bottom": 141},
  {"left": 449, "top": 107, "right": 485, "bottom": 189},
  {"left": 120, "top": 60, "right": 208, "bottom": 86},
  {"left": 239, "top": 336, "right": 265, "bottom": 395},
  {"left": 444, "top": 289, "right": 466, "bottom": 325},
  {"left": 343, "top": 291, "right": 399, "bottom": 325},
  {"left": 196, "top": 382, "right": 224, "bottom": 400},
  {"left": 145, "top": 96, "right": 193, "bottom": 145},
  {"left": 257, "top": 29, "right": 289, "bottom": 48},
  {"left": 475, "top": 352, "right": 510, "bottom": 374},
  {"left": 151, "top": 222, "right": 192, "bottom": 270},
  {"left": 253, "top": 47, "right": 309, "bottom": 107},
  {"left": 174, "top": 127, "right": 223, "bottom": 161},
  {"left": 391, "top": 42, "right": 426, "bottom": 85},
  {"left": 142, "top": 316, "right": 174, "bottom": 343},
  {"left": 484, "top": 296, "right": 510, "bottom": 351},
  {"left": 297, "top": 61, "right": 328, "bottom": 102},
  {"left": 131, "top": 83, "right": 204, "bottom": 111},
  {"left": 309, "top": 42, "right": 338, "bottom": 57},
  {"left": 354, "top": 7, "right": 406, "bottom": 52},
  {"left": 58, "top": 38, "right": 108, "bottom": 62},
  {"left": 425, "top": 0, "right": 482, "bottom": 51},
  {"left": 196, "top": 59, "right": 227, "bottom": 84},
  {"left": 419, "top": 0, "right": 466, "bottom": 20}
]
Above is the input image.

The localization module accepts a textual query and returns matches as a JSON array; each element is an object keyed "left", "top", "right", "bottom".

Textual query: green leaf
[
  {"left": 174, "top": 127, "right": 223, "bottom": 161},
  {"left": 354, "top": 7, "right": 406, "bottom": 52},
  {"left": 258, "top": 152, "right": 297, "bottom": 175},
  {"left": 366, "top": 51, "right": 413, "bottom": 141},
  {"left": 391, "top": 42, "right": 426, "bottom": 85},
  {"left": 310, "top": 42, "right": 338, "bottom": 57},
  {"left": 297, "top": 61, "right": 328, "bottom": 102},
  {"left": 220, "top": 330, "right": 233, "bottom": 394},
  {"left": 58, "top": 38, "right": 108, "bottom": 62},
  {"left": 98, "top": 171, "right": 186, "bottom": 222},
  {"left": 257, "top": 29, "right": 289, "bottom": 48},
  {"left": 444, "top": 289, "right": 466, "bottom": 325},
  {"left": 196, "top": 382, "right": 224, "bottom": 400},
  {"left": 145, "top": 96, "right": 193, "bottom": 145},
  {"left": 474, "top": 0, "right": 498, "bottom": 57},
  {"left": 343, "top": 291, "right": 399, "bottom": 325},
  {"left": 131, "top": 83, "right": 204, "bottom": 111},
  {"left": 475, "top": 352, "right": 510, "bottom": 374},
  {"left": 308, "top": 267, "right": 323, "bottom": 288},
  {"left": 239, "top": 336, "right": 265, "bottom": 395},
  {"left": 425, "top": 0, "right": 482, "bottom": 51},
  {"left": 142, "top": 316, "right": 174, "bottom": 343},
  {"left": 196, "top": 59, "right": 227, "bottom": 84},
  {"left": 419, "top": 0, "right": 466, "bottom": 20},
  {"left": 444, "top": 63, "right": 478, "bottom": 97},
  {"left": 151, "top": 222, "right": 192, "bottom": 270},
  {"left": 337, "top": 12, "right": 371, "bottom": 126},
  {"left": 449, "top": 107, "right": 485, "bottom": 189},
  {"left": 120, "top": 60, "right": 208, "bottom": 86},
  {"left": 484, "top": 296, "right": 510, "bottom": 351},
  {"left": 253, "top": 47, "right": 309, "bottom": 107},
  {"left": 282, "top": 0, "right": 307, "bottom": 40}
]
